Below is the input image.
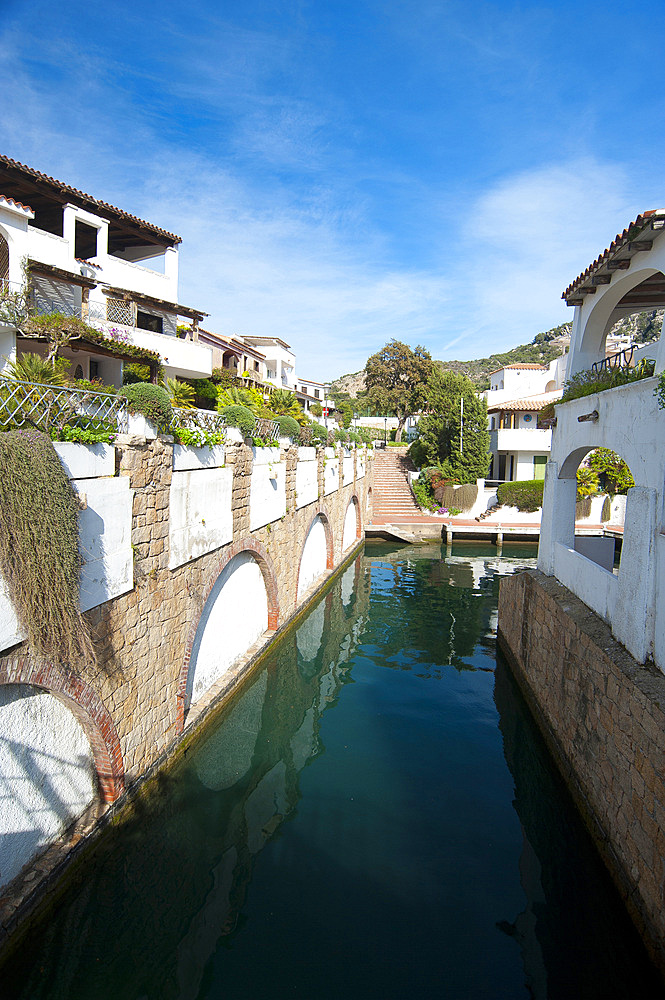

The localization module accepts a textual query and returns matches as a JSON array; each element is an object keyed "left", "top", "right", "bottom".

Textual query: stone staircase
[{"left": 371, "top": 448, "right": 421, "bottom": 520}]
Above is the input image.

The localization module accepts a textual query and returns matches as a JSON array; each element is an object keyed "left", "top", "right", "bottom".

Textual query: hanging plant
[{"left": 0, "top": 429, "right": 95, "bottom": 670}]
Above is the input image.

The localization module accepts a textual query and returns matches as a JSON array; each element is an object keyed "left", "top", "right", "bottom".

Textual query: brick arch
[
  {"left": 176, "top": 538, "right": 280, "bottom": 732},
  {"left": 295, "top": 504, "right": 335, "bottom": 602},
  {"left": 0, "top": 654, "right": 124, "bottom": 803}
]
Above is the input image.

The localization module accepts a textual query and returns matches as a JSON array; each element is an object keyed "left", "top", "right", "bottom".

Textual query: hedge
[
  {"left": 117, "top": 383, "right": 172, "bottom": 428},
  {"left": 277, "top": 414, "right": 300, "bottom": 441},
  {"left": 496, "top": 479, "right": 544, "bottom": 512},
  {"left": 220, "top": 404, "right": 255, "bottom": 436}
]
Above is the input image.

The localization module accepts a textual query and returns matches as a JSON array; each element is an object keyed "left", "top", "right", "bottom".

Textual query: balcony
[
  {"left": 489, "top": 427, "right": 552, "bottom": 452},
  {"left": 93, "top": 318, "right": 212, "bottom": 379}
]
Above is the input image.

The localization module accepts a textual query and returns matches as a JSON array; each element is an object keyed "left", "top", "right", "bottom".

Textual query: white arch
[
  {"left": 0, "top": 684, "right": 96, "bottom": 889},
  {"left": 187, "top": 552, "right": 268, "bottom": 707},
  {"left": 342, "top": 499, "right": 358, "bottom": 551},
  {"left": 570, "top": 264, "right": 665, "bottom": 375},
  {"left": 298, "top": 516, "right": 328, "bottom": 596}
]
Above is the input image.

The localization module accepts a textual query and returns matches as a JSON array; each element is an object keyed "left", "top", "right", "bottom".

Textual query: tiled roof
[
  {"left": 563, "top": 210, "right": 665, "bottom": 303},
  {"left": 487, "top": 390, "right": 562, "bottom": 412},
  {"left": 488, "top": 363, "right": 547, "bottom": 375},
  {"left": 0, "top": 155, "right": 181, "bottom": 244},
  {"left": 0, "top": 194, "right": 33, "bottom": 214}
]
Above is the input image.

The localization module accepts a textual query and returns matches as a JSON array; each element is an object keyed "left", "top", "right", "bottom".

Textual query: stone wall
[
  {"left": 498, "top": 569, "right": 665, "bottom": 971},
  {"left": 0, "top": 437, "right": 372, "bottom": 934}
]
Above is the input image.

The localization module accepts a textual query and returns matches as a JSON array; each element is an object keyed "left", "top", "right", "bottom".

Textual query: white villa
[
  {"left": 539, "top": 208, "right": 665, "bottom": 668},
  {"left": 0, "top": 155, "right": 211, "bottom": 383},
  {"left": 485, "top": 359, "right": 567, "bottom": 482}
]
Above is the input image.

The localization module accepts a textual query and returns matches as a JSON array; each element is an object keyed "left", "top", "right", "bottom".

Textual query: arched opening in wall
[
  {"left": 545, "top": 379, "right": 556, "bottom": 392},
  {"left": 0, "top": 683, "right": 97, "bottom": 891},
  {"left": 297, "top": 513, "right": 332, "bottom": 599},
  {"left": 574, "top": 267, "right": 665, "bottom": 368},
  {"left": 560, "top": 446, "right": 635, "bottom": 574},
  {"left": 0, "top": 232, "right": 9, "bottom": 288},
  {"left": 342, "top": 497, "right": 361, "bottom": 551},
  {"left": 367, "top": 487, "right": 373, "bottom": 515},
  {"left": 184, "top": 552, "right": 269, "bottom": 713}
]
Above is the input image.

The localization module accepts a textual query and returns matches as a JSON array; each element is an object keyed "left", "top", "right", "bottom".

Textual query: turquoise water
[{"left": 1, "top": 540, "right": 663, "bottom": 999}]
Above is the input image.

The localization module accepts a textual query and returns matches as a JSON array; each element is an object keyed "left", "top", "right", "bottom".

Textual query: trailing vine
[{"left": 0, "top": 429, "right": 95, "bottom": 670}]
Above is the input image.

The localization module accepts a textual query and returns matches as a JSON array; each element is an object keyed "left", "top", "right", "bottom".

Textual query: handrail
[{"left": 0, "top": 378, "right": 128, "bottom": 434}]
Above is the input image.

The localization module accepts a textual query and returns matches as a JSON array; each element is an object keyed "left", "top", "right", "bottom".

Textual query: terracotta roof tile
[
  {"left": 0, "top": 194, "right": 33, "bottom": 214},
  {"left": 488, "top": 363, "right": 547, "bottom": 375},
  {"left": 0, "top": 155, "right": 181, "bottom": 244},
  {"left": 487, "top": 390, "right": 562, "bottom": 412},
  {"left": 563, "top": 210, "right": 665, "bottom": 301}
]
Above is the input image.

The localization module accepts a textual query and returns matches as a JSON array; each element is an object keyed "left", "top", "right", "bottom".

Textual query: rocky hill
[{"left": 330, "top": 309, "right": 663, "bottom": 396}]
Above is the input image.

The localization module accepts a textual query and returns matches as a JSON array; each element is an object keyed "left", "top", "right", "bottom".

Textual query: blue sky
[{"left": 1, "top": 0, "right": 665, "bottom": 380}]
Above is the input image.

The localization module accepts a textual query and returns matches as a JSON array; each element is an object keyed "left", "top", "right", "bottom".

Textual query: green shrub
[
  {"left": 123, "top": 362, "right": 152, "bottom": 384},
  {"left": 358, "top": 427, "right": 374, "bottom": 445},
  {"left": 220, "top": 404, "right": 255, "bottom": 436},
  {"left": 496, "top": 480, "right": 544, "bottom": 512},
  {"left": 334, "top": 428, "right": 349, "bottom": 444},
  {"left": 276, "top": 414, "right": 300, "bottom": 441},
  {"left": 191, "top": 378, "right": 218, "bottom": 410},
  {"left": 562, "top": 360, "right": 655, "bottom": 405},
  {"left": 117, "top": 383, "right": 172, "bottom": 427},
  {"left": 310, "top": 421, "right": 328, "bottom": 445},
  {"left": 601, "top": 495, "right": 611, "bottom": 522}
]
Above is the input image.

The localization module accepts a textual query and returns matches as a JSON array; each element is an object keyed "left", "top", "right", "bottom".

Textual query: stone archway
[
  {"left": 296, "top": 506, "right": 334, "bottom": 601},
  {"left": 177, "top": 538, "right": 280, "bottom": 730},
  {"left": 342, "top": 496, "right": 362, "bottom": 551},
  {"left": 0, "top": 655, "right": 124, "bottom": 804}
]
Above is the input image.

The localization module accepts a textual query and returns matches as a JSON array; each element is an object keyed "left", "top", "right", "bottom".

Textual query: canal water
[{"left": 1, "top": 541, "right": 663, "bottom": 999}]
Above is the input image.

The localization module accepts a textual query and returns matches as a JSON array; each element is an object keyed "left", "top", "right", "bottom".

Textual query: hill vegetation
[{"left": 330, "top": 309, "right": 664, "bottom": 398}]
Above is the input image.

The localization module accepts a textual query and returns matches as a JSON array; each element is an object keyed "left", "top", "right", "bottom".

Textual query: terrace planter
[
  {"left": 172, "top": 444, "right": 226, "bottom": 472},
  {"left": 54, "top": 442, "right": 115, "bottom": 480}
]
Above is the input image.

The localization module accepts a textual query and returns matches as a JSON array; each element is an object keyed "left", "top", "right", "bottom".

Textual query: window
[
  {"left": 75, "top": 220, "right": 98, "bottom": 260},
  {"left": 490, "top": 417, "right": 495, "bottom": 429},
  {"left": 90, "top": 360, "right": 99, "bottom": 379},
  {"left": 314, "top": 389, "right": 320, "bottom": 399},
  {"left": 137, "top": 310, "right": 163, "bottom": 334}
]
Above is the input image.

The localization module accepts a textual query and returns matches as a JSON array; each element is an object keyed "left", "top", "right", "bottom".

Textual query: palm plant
[
  {"left": 166, "top": 377, "right": 196, "bottom": 409},
  {"left": 3, "top": 353, "right": 71, "bottom": 385}
]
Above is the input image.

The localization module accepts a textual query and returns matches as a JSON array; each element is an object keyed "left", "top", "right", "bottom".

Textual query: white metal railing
[
  {"left": 0, "top": 378, "right": 128, "bottom": 434},
  {"left": 171, "top": 406, "right": 226, "bottom": 439}
]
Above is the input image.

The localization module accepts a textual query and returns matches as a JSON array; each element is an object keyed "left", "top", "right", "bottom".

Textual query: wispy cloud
[{"left": 0, "top": 4, "right": 662, "bottom": 379}]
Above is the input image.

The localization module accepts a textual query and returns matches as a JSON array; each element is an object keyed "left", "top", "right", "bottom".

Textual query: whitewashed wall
[
  {"left": 357, "top": 452, "right": 366, "bottom": 480},
  {"left": 342, "top": 501, "right": 357, "bottom": 551},
  {"left": 298, "top": 516, "right": 328, "bottom": 596},
  {"left": 187, "top": 552, "right": 268, "bottom": 707},
  {"left": 0, "top": 448, "right": 133, "bottom": 655},
  {"left": 250, "top": 447, "right": 286, "bottom": 531},
  {"left": 0, "top": 684, "right": 95, "bottom": 889},
  {"left": 342, "top": 453, "right": 354, "bottom": 486},
  {"left": 323, "top": 450, "right": 339, "bottom": 496},
  {"left": 296, "top": 448, "right": 318, "bottom": 509},
  {"left": 169, "top": 468, "right": 233, "bottom": 569}
]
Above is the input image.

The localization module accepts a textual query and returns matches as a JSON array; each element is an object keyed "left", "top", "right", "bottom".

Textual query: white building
[
  {"left": 0, "top": 155, "right": 211, "bottom": 383},
  {"left": 241, "top": 335, "right": 296, "bottom": 391},
  {"left": 485, "top": 359, "right": 567, "bottom": 481},
  {"left": 538, "top": 208, "right": 665, "bottom": 668}
]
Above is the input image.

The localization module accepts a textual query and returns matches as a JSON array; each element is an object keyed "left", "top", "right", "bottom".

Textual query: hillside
[{"left": 330, "top": 309, "right": 664, "bottom": 396}]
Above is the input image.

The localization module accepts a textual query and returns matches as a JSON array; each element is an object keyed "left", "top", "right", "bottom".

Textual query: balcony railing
[
  {"left": 0, "top": 378, "right": 128, "bottom": 434},
  {"left": 592, "top": 346, "right": 635, "bottom": 373}
]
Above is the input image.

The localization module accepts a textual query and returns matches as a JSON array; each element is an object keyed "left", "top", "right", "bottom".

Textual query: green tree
[
  {"left": 587, "top": 448, "right": 634, "bottom": 494},
  {"left": 364, "top": 339, "right": 433, "bottom": 442},
  {"left": 310, "top": 401, "right": 323, "bottom": 418},
  {"left": 413, "top": 369, "right": 490, "bottom": 483}
]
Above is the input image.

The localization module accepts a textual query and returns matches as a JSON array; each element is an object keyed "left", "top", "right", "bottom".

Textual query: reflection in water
[{"left": 1, "top": 542, "right": 663, "bottom": 999}]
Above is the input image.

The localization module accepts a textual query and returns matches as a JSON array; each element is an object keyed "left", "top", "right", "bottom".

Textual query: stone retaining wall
[
  {"left": 0, "top": 437, "right": 372, "bottom": 940},
  {"left": 498, "top": 569, "right": 665, "bottom": 971}
]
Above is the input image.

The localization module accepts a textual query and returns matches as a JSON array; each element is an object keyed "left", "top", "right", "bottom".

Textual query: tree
[
  {"left": 364, "top": 340, "right": 433, "bottom": 442},
  {"left": 587, "top": 448, "right": 634, "bottom": 494},
  {"left": 412, "top": 369, "right": 490, "bottom": 483},
  {"left": 310, "top": 401, "right": 323, "bottom": 418}
]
